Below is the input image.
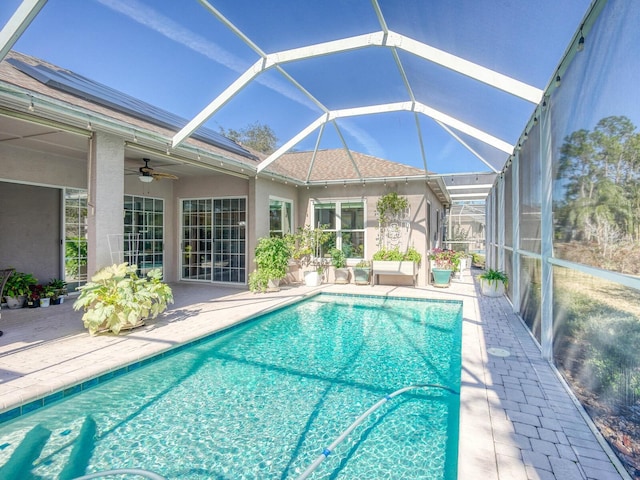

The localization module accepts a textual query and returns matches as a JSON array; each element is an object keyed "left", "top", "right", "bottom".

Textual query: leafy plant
[
  {"left": 48, "top": 278, "right": 68, "bottom": 299},
  {"left": 479, "top": 268, "right": 508, "bottom": 287},
  {"left": 248, "top": 269, "right": 272, "bottom": 293},
  {"left": 4, "top": 271, "right": 37, "bottom": 298},
  {"left": 404, "top": 246, "right": 422, "bottom": 265},
  {"left": 255, "top": 236, "right": 291, "bottom": 279},
  {"left": 288, "top": 225, "right": 332, "bottom": 271},
  {"left": 65, "top": 237, "right": 87, "bottom": 278},
  {"left": 355, "top": 260, "right": 371, "bottom": 268},
  {"left": 73, "top": 263, "right": 173, "bottom": 335},
  {"left": 373, "top": 247, "right": 422, "bottom": 263},
  {"left": 376, "top": 192, "right": 409, "bottom": 224},
  {"left": 330, "top": 248, "right": 347, "bottom": 268},
  {"left": 429, "top": 248, "right": 462, "bottom": 271},
  {"left": 373, "top": 248, "right": 404, "bottom": 261},
  {"left": 250, "top": 236, "right": 291, "bottom": 292}
]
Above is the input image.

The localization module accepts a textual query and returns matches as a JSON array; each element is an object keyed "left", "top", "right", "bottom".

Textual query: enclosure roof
[{"left": 0, "top": 0, "right": 593, "bottom": 200}]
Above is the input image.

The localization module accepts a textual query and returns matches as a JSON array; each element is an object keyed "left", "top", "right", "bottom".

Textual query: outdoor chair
[{"left": 0, "top": 268, "right": 15, "bottom": 337}]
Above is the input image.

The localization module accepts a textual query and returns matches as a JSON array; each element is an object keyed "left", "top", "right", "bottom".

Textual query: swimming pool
[{"left": 0, "top": 293, "right": 462, "bottom": 479}]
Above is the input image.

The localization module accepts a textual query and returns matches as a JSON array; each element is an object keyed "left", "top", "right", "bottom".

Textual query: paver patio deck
[{"left": 0, "top": 272, "right": 629, "bottom": 479}]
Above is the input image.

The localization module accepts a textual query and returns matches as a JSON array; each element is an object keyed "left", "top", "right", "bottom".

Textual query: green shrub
[
  {"left": 73, "top": 263, "right": 173, "bottom": 335},
  {"left": 329, "top": 248, "right": 347, "bottom": 268},
  {"left": 372, "top": 247, "right": 421, "bottom": 263},
  {"left": 4, "top": 271, "right": 37, "bottom": 298},
  {"left": 479, "top": 268, "right": 508, "bottom": 287}
]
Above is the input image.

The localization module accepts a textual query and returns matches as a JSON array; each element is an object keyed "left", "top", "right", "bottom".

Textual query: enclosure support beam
[
  {"left": 0, "top": 0, "right": 47, "bottom": 62},
  {"left": 512, "top": 152, "right": 521, "bottom": 315},
  {"left": 540, "top": 103, "right": 554, "bottom": 362}
]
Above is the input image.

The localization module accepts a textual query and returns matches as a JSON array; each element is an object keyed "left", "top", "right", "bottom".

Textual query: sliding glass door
[{"left": 181, "top": 197, "right": 246, "bottom": 284}]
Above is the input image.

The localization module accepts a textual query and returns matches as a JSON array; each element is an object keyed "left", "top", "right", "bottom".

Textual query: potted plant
[
  {"left": 428, "top": 248, "right": 459, "bottom": 287},
  {"left": 3, "top": 271, "right": 37, "bottom": 309},
  {"left": 330, "top": 248, "right": 349, "bottom": 284},
  {"left": 26, "top": 284, "right": 43, "bottom": 308},
  {"left": 249, "top": 236, "right": 291, "bottom": 292},
  {"left": 376, "top": 192, "right": 409, "bottom": 224},
  {"left": 73, "top": 263, "right": 173, "bottom": 335},
  {"left": 353, "top": 260, "right": 371, "bottom": 285},
  {"left": 479, "top": 269, "right": 508, "bottom": 297},
  {"left": 39, "top": 285, "right": 56, "bottom": 307},
  {"left": 48, "top": 278, "right": 68, "bottom": 304},
  {"left": 289, "top": 225, "right": 332, "bottom": 287}
]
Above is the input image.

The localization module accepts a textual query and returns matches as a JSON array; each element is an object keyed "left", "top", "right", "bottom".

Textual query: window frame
[
  {"left": 269, "top": 196, "right": 294, "bottom": 237},
  {"left": 311, "top": 199, "right": 366, "bottom": 260}
]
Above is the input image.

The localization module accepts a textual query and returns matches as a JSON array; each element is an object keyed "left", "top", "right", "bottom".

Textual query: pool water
[{"left": 0, "top": 294, "right": 463, "bottom": 479}]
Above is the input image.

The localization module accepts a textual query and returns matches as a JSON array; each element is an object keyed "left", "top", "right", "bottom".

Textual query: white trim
[
  {"left": 172, "top": 27, "right": 542, "bottom": 149},
  {"left": 311, "top": 198, "right": 367, "bottom": 259},
  {"left": 385, "top": 31, "right": 543, "bottom": 103},
  {"left": 268, "top": 196, "right": 295, "bottom": 236},
  {"left": 0, "top": 0, "right": 47, "bottom": 62},
  {"left": 258, "top": 101, "right": 512, "bottom": 172}
]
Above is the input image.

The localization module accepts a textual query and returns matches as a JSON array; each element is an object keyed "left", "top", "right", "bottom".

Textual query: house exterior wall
[
  {"left": 0, "top": 124, "right": 445, "bottom": 288},
  {"left": 0, "top": 143, "right": 86, "bottom": 282},
  {"left": 0, "top": 143, "right": 86, "bottom": 188},
  {"left": 294, "top": 179, "right": 443, "bottom": 286},
  {"left": 0, "top": 182, "right": 60, "bottom": 282}
]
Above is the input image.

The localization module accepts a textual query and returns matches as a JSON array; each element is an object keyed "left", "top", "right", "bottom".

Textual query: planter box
[
  {"left": 334, "top": 267, "right": 350, "bottom": 284},
  {"left": 371, "top": 261, "right": 418, "bottom": 286},
  {"left": 303, "top": 270, "right": 322, "bottom": 287},
  {"left": 432, "top": 268, "right": 453, "bottom": 287},
  {"left": 353, "top": 267, "right": 370, "bottom": 285},
  {"left": 480, "top": 279, "right": 505, "bottom": 297}
]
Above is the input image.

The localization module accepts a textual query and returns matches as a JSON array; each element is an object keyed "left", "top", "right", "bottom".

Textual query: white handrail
[
  {"left": 296, "top": 383, "right": 458, "bottom": 480},
  {"left": 73, "top": 468, "right": 166, "bottom": 480}
]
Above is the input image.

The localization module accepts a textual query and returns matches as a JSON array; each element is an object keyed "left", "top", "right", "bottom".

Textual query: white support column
[
  {"left": 87, "top": 132, "right": 124, "bottom": 276},
  {"left": 540, "top": 105, "right": 554, "bottom": 361},
  {"left": 484, "top": 195, "right": 491, "bottom": 268},
  {"left": 498, "top": 173, "right": 505, "bottom": 272},
  {"left": 512, "top": 152, "right": 521, "bottom": 314}
]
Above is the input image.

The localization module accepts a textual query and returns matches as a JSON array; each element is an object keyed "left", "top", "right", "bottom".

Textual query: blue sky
[{"left": 1, "top": 0, "right": 597, "bottom": 174}]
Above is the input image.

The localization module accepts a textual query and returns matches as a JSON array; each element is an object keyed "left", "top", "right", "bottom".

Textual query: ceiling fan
[{"left": 138, "top": 158, "right": 179, "bottom": 183}]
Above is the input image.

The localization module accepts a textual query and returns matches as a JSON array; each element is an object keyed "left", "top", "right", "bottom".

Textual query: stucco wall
[
  {"left": 294, "top": 179, "right": 444, "bottom": 286},
  {"left": 0, "top": 182, "right": 61, "bottom": 282},
  {"left": 0, "top": 143, "right": 86, "bottom": 188}
]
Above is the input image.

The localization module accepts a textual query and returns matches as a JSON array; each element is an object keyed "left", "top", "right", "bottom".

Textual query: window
[
  {"left": 269, "top": 198, "right": 293, "bottom": 237},
  {"left": 313, "top": 201, "right": 365, "bottom": 258}
]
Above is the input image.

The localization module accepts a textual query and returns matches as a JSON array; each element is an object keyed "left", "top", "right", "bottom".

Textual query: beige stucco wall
[
  {"left": 0, "top": 143, "right": 87, "bottom": 188},
  {"left": 294, "top": 178, "right": 445, "bottom": 286},
  {"left": 0, "top": 143, "right": 87, "bottom": 282},
  {"left": 0, "top": 127, "right": 446, "bottom": 288}
]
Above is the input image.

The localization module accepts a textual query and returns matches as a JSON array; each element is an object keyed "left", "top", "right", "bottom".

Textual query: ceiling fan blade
[{"left": 152, "top": 172, "right": 179, "bottom": 180}]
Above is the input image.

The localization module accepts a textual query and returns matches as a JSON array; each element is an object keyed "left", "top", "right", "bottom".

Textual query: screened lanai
[{"left": 1, "top": 0, "right": 640, "bottom": 477}]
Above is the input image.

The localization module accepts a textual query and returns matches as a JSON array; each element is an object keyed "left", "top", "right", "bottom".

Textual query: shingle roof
[
  {"left": 0, "top": 51, "right": 262, "bottom": 166},
  {"left": 265, "top": 148, "right": 427, "bottom": 183}
]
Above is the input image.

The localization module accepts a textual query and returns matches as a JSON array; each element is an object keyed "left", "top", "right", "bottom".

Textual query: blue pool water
[{"left": 0, "top": 294, "right": 462, "bottom": 479}]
